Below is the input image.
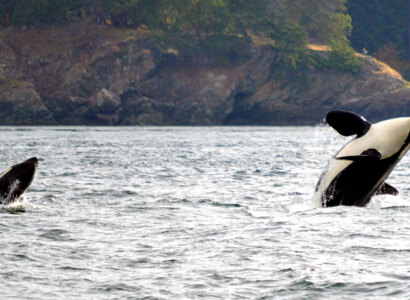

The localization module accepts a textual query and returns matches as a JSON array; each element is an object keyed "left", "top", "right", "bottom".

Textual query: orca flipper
[
  {"left": 377, "top": 182, "right": 399, "bottom": 196},
  {"left": 326, "top": 110, "right": 372, "bottom": 137},
  {"left": 336, "top": 148, "right": 381, "bottom": 162}
]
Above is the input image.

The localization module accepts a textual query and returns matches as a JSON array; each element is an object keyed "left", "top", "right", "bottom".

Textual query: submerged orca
[
  {"left": 0, "top": 157, "right": 38, "bottom": 205},
  {"left": 313, "top": 111, "right": 410, "bottom": 207}
]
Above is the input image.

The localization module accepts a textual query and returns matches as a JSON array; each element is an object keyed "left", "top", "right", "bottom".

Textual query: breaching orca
[
  {"left": 313, "top": 111, "right": 410, "bottom": 207},
  {"left": 0, "top": 157, "right": 38, "bottom": 205}
]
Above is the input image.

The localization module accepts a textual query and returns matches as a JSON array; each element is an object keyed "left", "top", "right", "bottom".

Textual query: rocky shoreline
[{"left": 0, "top": 21, "right": 409, "bottom": 125}]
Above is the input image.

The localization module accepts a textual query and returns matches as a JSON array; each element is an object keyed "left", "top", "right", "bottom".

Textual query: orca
[
  {"left": 313, "top": 111, "right": 410, "bottom": 207},
  {"left": 0, "top": 157, "right": 38, "bottom": 205}
]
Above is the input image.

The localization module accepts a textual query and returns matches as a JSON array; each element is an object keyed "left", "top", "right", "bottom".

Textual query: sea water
[{"left": 0, "top": 126, "right": 409, "bottom": 299}]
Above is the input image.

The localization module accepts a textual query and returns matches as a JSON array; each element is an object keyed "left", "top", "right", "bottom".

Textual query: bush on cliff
[{"left": 327, "top": 39, "right": 359, "bottom": 73}]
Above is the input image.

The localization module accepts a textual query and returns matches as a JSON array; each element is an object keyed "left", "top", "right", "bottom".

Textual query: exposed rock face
[
  {"left": 0, "top": 77, "right": 56, "bottom": 125},
  {"left": 86, "top": 89, "right": 122, "bottom": 124},
  {"left": 0, "top": 21, "right": 408, "bottom": 125}
]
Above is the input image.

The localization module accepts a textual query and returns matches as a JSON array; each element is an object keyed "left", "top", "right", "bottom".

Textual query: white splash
[{"left": 1, "top": 179, "right": 20, "bottom": 205}]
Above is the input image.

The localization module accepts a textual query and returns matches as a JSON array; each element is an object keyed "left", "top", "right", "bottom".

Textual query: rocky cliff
[{"left": 0, "top": 21, "right": 409, "bottom": 125}]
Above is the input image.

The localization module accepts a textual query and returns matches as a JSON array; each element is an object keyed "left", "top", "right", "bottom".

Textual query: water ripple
[{"left": 0, "top": 126, "right": 408, "bottom": 299}]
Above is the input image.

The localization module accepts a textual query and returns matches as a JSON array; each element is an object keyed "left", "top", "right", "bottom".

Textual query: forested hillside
[
  {"left": 0, "top": 0, "right": 355, "bottom": 70},
  {"left": 0, "top": 1, "right": 351, "bottom": 42},
  {"left": 2, "top": 1, "right": 409, "bottom": 74},
  {"left": 0, "top": 1, "right": 409, "bottom": 125},
  {"left": 347, "top": 0, "right": 410, "bottom": 79}
]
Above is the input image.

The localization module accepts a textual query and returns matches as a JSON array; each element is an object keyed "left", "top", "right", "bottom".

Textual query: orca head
[
  {"left": 0, "top": 157, "right": 38, "bottom": 204},
  {"left": 11, "top": 157, "right": 38, "bottom": 193},
  {"left": 371, "top": 117, "right": 410, "bottom": 160},
  {"left": 327, "top": 111, "right": 410, "bottom": 160}
]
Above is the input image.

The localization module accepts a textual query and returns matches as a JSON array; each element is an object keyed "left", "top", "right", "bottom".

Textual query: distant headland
[{"left": 0, "top": 21, "right": 409, "bottom": 125}]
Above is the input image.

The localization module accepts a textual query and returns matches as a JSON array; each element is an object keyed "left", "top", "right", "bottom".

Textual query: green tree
[
  {"left": 182, "top": 0, "right": 228, "bottom": 40},
  {"left": 267, "top": 0, "right": 351, "bottom": 44},
  {"left": 327, "top": 38, "right": 359, "bottom": 73},
  {"left": 142, "top": 0, "right": 265, "bottom": 59},
  {"left": 347, "top": 0, "right": 407, "bottom": 56},
  {"left": 83, "top": 0, "right": 144, "bottom": 27},
  {"left": 267, "top": 20, "right": 309, "bottom": 69},
  {"left": 0, "top": 0, "right": 83, "bottom": 27},
  {"left": 0, "top": 0, "right": 359, "bottom": 72},
  {"left": 0, "top": 0, "right": 13, "bottom": 27}
]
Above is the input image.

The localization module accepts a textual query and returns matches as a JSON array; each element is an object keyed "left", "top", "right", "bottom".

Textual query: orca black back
[{"left": 0, "top": 157, "right": 38, "bottom": 204}]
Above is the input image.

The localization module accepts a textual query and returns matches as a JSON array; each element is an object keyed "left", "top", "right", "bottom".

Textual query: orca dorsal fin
[{"left": 326, "top": 110, "right": 372, "bottom": 137}]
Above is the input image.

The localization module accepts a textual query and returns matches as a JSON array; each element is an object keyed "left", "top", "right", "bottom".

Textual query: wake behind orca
[
  {"left": 313, "top": 111, "right": 410, "bottom": 207},
  {"left": 0, "top": 157, "right": 38, "bottom": 205}
]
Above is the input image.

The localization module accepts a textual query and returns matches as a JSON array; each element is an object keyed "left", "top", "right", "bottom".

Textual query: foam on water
[
  {"left": 1, "top": 178, "right": 20, "bottom": 205},
  {"left": 4, "top": 197, "right": 28, "bottom": 214}
]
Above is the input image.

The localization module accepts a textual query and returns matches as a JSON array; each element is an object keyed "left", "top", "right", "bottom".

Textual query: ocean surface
[{"left": 0, "top": 126, "right": 409, "bottom": 300}]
